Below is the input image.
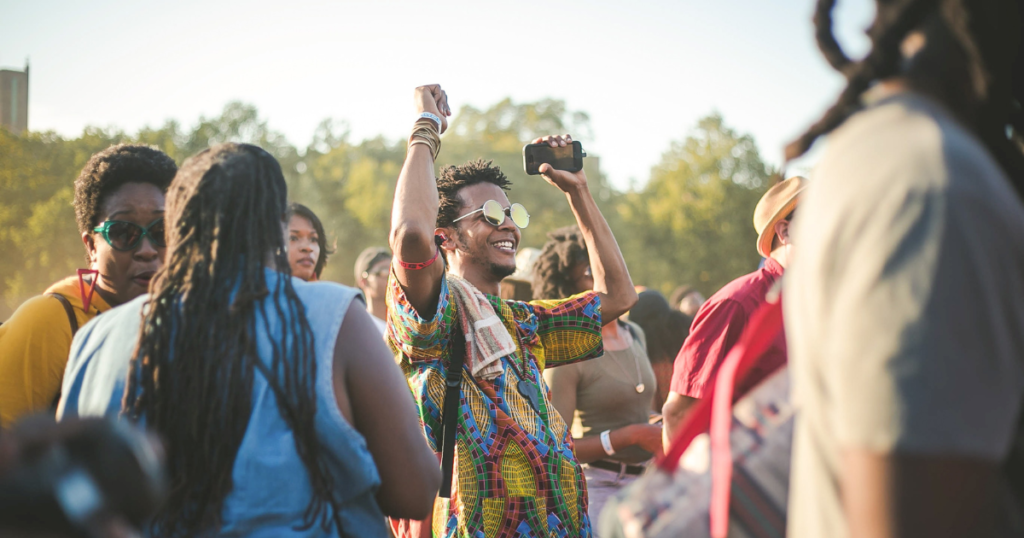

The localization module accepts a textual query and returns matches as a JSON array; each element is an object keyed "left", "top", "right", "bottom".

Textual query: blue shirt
[{"left": 59, "top": 269, "right": 388, "bottom": 538}]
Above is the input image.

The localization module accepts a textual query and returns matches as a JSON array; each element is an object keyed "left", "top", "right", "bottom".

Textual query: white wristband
[
  {"left": 600, "top": 430, "right": 615, "bottom": 456},
  {"left": 419, "top": 112, "right": 441, "bottom": 131}
]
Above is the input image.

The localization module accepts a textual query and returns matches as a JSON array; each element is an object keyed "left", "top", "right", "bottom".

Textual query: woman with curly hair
[
  {"left": 0, "top": 144, "right": 176, "bottom": 428},
  {"left": 534, "top": 225, "right": 662, "bottom": 533}
]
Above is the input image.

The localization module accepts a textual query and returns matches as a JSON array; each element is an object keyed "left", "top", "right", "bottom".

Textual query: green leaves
[
  {"left": 0, "top": 103, "right": 771, "bottom": 319},
  {"left": 616, "top": 113, "right": 774, "bottom": 296}
]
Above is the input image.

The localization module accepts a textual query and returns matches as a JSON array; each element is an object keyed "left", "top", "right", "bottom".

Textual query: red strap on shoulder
[
  {"left": 77, "top": 269, "right": 99, "bottom": 313},
  {"left": 396, "top": 248, "right": 440, "bottom": 271},
  {"left": 708, "top": 298, "right": 784, "bottom": 538},
  {"left": 656, "top": 297, "right": 785, "bottom": 538}
]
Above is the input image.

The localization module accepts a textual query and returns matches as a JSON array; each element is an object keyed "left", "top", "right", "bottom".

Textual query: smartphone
[{"left": 523, "top": 141, "right": 585, "bottom": 175}]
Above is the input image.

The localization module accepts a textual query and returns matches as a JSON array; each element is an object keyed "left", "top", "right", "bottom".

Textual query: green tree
[
  {"left": 619, "top": 113, "right": 774, "bottom": 297},
  {"left": 0, "top": 102, "right": 304, "bottom": 318},
  {"left": 0, "top": 101, "right": 768, "bottom": 320},
  {"left": 289, "top": 98, "right": 618, "bottom": 287}
]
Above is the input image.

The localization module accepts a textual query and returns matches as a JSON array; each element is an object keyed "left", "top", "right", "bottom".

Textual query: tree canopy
[{"left": 0, "top": 101, "right": 772, "bottom": 319}]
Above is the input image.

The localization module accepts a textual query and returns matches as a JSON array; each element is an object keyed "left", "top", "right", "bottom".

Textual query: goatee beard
[{"left": 489, "top": 262, "right": 516, "bottom": 280}]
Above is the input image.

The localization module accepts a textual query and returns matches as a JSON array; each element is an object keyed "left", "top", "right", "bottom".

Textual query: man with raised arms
[{"left": 386, "top": 84, "right": 637, "bottom": 538}]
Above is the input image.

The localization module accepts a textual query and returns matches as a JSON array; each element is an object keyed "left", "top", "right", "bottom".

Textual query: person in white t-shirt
[
  {"left": 784, "top": 1, "right": 1024, "bottom": 537},
  {"left": 355, "top": 246, "right": 392, "bottom": 334}
]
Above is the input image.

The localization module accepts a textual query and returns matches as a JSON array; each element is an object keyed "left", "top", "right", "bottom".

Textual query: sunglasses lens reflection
[
  {"left": 482, "top": 200, "right": 506, "bottom": 226},
  {"left": 149, "top": 220, "right": 167, "bottom": 247},
  {"left": 510, "top": 203, "right": 530, "bottom": 229},
  {"left": 108, "top": 222, "right": 143, "bottom": 250}
]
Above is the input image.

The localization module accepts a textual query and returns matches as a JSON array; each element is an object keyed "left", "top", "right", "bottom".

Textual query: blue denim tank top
[{"left": 59, "top": 269, "right": 387, "bottom": 538}]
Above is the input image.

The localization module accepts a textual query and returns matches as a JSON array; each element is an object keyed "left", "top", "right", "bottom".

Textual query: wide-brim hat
[{"left": 754, "top": 176, "right": 808, "bottom": 258}]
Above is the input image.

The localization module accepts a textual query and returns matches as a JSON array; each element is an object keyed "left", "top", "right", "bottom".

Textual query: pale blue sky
[{"left": 0, "top": 0, "right": 874, "bottom": 188}]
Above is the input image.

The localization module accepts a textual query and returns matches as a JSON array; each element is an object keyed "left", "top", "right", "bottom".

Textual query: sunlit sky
[{"left": 1, "top": 0, "right": 874, "bottom": 189}]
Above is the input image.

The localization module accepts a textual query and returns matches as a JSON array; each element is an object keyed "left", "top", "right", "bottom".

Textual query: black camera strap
[{"left": 438, "top": 317, "right": 466, "bottom": 499}]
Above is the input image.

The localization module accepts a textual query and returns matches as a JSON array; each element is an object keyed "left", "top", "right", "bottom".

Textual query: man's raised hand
[
  {"left": 532, "top": 134, "right": 588, "bottom": 193},
  {"left": 414, "top": 84, "right": 451, "bottom": 134}
]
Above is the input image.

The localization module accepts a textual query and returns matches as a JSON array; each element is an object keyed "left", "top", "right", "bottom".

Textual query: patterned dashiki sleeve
[
  {"left": 526, "top": 291, "right": 602, "bottom": 371},
  {"left": 384, "top": 269, "right": 454, "bottom": 365}
]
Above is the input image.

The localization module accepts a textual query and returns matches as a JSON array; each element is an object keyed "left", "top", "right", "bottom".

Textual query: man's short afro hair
[
  {"left": 436, "top": 159, "right": 512, "bottom": 229},
  {"left": 73, "top": 144, "right": 178, "bottom": 234}
]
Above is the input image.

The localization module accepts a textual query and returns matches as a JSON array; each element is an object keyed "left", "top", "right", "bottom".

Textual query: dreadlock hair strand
[
  {"left": 787, "top": 0, "right": 936, "bottom": 161},
  {"left": 814, "top": 0, "right": 854, "bottom": 74},
  {"left": 531, "top": 225, "right": 589, "bottom": 301},
  {"left": 789, "top": 0, "right": 1024, "bottom": 196},
  {"left": 123, "top": 143, "right": 343, "bottom": 537}
]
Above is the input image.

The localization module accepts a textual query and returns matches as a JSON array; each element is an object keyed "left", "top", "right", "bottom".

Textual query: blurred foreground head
[
  {"left": 790, "top": 0, "right": 1024, "bottom": 191},
  {"left": 123, "top": 144, "right": 341, "bottom": 536},
  {"left": 0, "top": 417, "right": 166, "bottom": 538}
]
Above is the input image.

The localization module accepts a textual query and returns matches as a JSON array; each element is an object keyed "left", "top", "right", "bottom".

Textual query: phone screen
[{"left": 524, "top": 142, "right": 582, "bottom": 175}]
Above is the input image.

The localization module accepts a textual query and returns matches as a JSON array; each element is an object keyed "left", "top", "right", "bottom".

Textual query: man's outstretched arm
[
  {"left": 533, "top": 135, "right": 637, "bottom": 323},
  {"left": 389, "top": 85, "right": 451, "bottom": 315}
]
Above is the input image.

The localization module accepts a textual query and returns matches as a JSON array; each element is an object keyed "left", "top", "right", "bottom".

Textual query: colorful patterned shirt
[{"left": 386, "top": 272, "right": 603, "bottom": 538}]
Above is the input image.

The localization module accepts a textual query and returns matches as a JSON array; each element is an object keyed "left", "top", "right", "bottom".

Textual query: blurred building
[{"left": 0, "top": 64, "right": 29, "bottom": 134}]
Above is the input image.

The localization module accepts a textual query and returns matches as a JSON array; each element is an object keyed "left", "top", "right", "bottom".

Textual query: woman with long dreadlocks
[
  {"left": 784, "top": 1, "right": 1024, "bottom": 537},
  {"left": 57, "top": 143, "right": 440, "bottom": 537}
]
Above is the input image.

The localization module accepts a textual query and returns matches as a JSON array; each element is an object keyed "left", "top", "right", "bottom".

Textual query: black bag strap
[
  {"left": 48, "top": 293, "right": 79, "bottom": 335},
  {"left": 47, "top": 293, "right": 78, "bottom": 411},
  {"left": 438, "top": 316, "right": 466, "bottom": 499}
]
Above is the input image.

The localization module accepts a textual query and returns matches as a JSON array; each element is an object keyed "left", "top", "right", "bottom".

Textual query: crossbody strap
[
  {"left": 48, "top": 293, "right": 79, "bottom": 334},
  {"left": 438, "top": 318, "right": 466, "bottom": 499},
  {"left": 656, "top": 297, "right": 785, "bottom": 538},
  {"left": 708, "top": 298, "right": 784, "bottom": 538},
  {"left": 47, "top": 293, "right": 80, "bottom": 411}
]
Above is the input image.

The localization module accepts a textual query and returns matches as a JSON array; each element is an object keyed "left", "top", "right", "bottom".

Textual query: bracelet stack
[{"left": 409, "top": 118, "right": 441, "bottom": 161}]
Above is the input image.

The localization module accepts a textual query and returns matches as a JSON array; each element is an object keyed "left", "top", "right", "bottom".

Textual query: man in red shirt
[{"left": 661, "top": 176, "right": 806, "bottom": 450}]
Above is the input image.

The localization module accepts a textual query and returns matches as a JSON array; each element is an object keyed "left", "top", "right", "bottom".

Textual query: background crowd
[{"left": 2, "top": 0, "right": 1024, "bottom": 537}]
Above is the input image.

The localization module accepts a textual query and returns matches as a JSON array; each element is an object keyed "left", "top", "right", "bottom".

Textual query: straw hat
[{"left": 754, "top": 176, "right": 808, "bottom": 258}]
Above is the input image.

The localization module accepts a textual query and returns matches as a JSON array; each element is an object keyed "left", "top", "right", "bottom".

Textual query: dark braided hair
[
  {"left": 789, "top": 0, "right": 1024, "bottom": 196},
  {"left": 531, "top": 225, "right": 589, "bottom": 301},
  {"left": 436, "top": 159, "right": 512, "bottom": 229},
  {"left": 123, "top": 143, "right": 343, "bottom": 536}
]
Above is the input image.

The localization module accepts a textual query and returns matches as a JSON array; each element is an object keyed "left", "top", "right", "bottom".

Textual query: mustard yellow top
[{"left": 0, "top": 275, "right": 110, "bottom": 427}]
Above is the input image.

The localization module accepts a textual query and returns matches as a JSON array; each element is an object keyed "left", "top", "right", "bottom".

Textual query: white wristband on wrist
[
  {"left": 600, "top": 430, "right": 616, "bottom": 456},
  {"left": 419, "top": 112, "right": 442, "bottom": 131}
]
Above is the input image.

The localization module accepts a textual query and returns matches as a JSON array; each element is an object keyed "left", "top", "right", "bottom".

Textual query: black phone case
[{"left": 522, "top": 141, "right": 584, "bottom": 175}]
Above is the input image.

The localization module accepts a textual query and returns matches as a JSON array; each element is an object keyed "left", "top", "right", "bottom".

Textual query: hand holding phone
[
  {"left": 523, "top": 138, "right": 586, "bottom": 175},
  {"left": 524, "top": 135, "right": 590, "bottom": 194}
]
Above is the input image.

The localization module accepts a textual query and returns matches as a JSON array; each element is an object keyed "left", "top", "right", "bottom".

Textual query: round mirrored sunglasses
[{"left": 452, "top": 199, "right": 530, "bottom": 229}]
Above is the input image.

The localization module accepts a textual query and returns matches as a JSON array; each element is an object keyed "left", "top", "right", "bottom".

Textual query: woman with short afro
[{"left": 0, "top": 144, "right": 176, "bottom": 427}]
